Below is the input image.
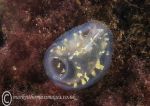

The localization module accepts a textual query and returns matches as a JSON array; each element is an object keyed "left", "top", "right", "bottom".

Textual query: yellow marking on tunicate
[
  {"left": 61, "top": 46, "right": 66, "bottom": 51},
  {"left": 84, "top": 73, "right": 89, "bottom": 81},
  {"left": 76, "top": 66, "right": 81, "bottom": 70},
  {"left": 77, "top": 43, "right": 80, "bottom": 47},
  {"left": 81, "top": 48, "right": 86, "bottom": 53},
  {"left": 57, "top": 46, "right": 60, "bottom": 49},
  {"left": 74, "top": 51, "right": 80, "bottom": 56},
  {"left": 104, "top": 37, "right": 109, "bottom": 41},
  {"left": 77, "top": 73, "right": 83, "bottom": 78},
  {"left": 57, "top": 63, "right": 61, "bottom": 68},
  {"left": 98, "top": 29, "right": 104, "bottom": 33},
  {"left": 106, "top": 51, "right": 110, "bottom": 55},
  {"left": 104, "top": 33, "right": 108, "bottom": 36},
  {"left": 69, "top": 56, "right": 73, "bottom": 60},
  {"left": 91, "top": 70, "right": 96, "bottom": 76},
  {"left": 56, "top": 46, "right": 62, "bottom": 55},
  {"left": 101, "top": 51, "right": 105, "bottom": 53},
  {"left": 63, "top": 39, "right": 68, "bottom": 46},
  {"left": 90, "top": 38, "right": 93, "bottom": 42},
  {"left": 81, "top": 79, "right": 86, "bottom": 85},
  {"left": 56, "top": 49, "right": 62, "bottom": 55},
  {"left": 99, "top": 52, "right": 102, "bottom": 55},
  {"left": 57, "top": 46, "right": 61, "bottom": 50},
  {"left": 64, "top": 38, "right": 68, "bottom": 42},
  {"left": 101, "top": 41, "right": 107, "bottom": 49},
  {"left": 73, "top": 33, "right": 78, "bottom": 39},
  {"left": 95, "top": 59, "right": 104, "bottom": 70},
  {"left": 73, "top": 82, "right": 78, "bottom": 88},
  {"left": 73, "top": 33, "right": 77, "bottom": 36},
  {"left": 99, "top": 51, "right": 105, "bottom": 55},
  {"left": 62, "top": 69, "right": 66, "bottom": 73}
]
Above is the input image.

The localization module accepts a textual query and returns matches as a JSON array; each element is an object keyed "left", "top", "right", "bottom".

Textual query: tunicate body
[{"left": 44, "top": 20, "right": 113, "bottom": 90}]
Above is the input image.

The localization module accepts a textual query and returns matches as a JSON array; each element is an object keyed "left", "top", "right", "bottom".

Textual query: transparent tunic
[{"left": 44, "top": 20, "right": 113, "bottom": 90}]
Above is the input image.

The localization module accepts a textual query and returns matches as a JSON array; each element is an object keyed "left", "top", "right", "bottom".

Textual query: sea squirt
[{"left": 44, "top": 20, "right": 113, "bottom": 90}]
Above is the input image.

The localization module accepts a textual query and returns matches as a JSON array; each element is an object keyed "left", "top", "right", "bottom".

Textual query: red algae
[{"left": 0, "top": 0, "right": 149, "bottom": 106}]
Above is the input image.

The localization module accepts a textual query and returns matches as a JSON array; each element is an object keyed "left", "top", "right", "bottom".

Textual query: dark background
[{"left": 0, "top": 0, "right": 149, "bottom": 106}]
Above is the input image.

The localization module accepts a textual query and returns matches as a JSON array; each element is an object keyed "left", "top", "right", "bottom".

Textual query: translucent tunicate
[{"left": 44, "top": 20, "right": 113, "bottom": 90}]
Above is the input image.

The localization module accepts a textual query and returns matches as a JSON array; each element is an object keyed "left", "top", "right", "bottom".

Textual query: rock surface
[{"left": 0, "top": 0, "right": 149, "bottom": 106}]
